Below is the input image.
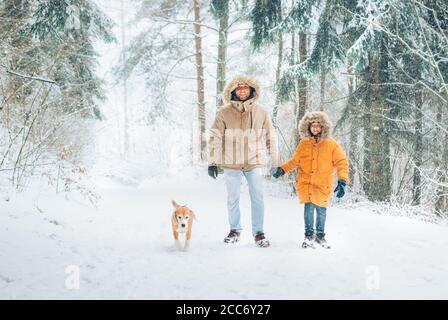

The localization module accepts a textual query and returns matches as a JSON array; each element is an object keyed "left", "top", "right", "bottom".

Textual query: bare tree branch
[{"left": 0, "top": 64, "right": 57, "bottom": 84}]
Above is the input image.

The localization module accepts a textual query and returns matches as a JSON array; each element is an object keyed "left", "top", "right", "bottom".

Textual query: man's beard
[{"left": 235, "top": 95, "right": 249, "bottom": 101}]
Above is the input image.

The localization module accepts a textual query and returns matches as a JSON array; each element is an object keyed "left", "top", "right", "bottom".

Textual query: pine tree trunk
[
  {"left": 193, "top": 0, "right": 206, "bottom": 161},
  {"left": 294, "top": 32, "right": 307, "bottom": 144},
  {"left": 319, "top": 63, "right": 326, "bottom": 112},
  {"left": 362, "top": 72, "right": 371, "bottom": 197},
  {"left": 298, "top": 32, "right": 307, "bottom": 120},
  {"left": 347, "top": 61, "right": 357, "bottom": 188},
  {"left": 215, "top": 0, "right": 229, "bottom": 109},
  {"left": 412, "top": 83, "right": 423, "bottom": 205},
  {"left": 435, "top": 103, "right": 448, "bottom": 215},
  {"left": 290, "top": 30, "right": 297, "bottom": 136},
  {"left": 272, "top": 34, "right": 283, "bottom": 125},
  {"left": 363, "top": 41, "right": 392, "bottom": 202}
]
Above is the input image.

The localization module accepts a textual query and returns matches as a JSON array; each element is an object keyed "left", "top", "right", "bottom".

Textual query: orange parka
[{"left": 281, "top": 112, "right": 349, "bottom": 208}]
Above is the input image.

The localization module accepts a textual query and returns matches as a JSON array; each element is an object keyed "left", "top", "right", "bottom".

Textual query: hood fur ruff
[
  {"left": 222, "top": 75, "right": 261, "bottom": 104},
  {"left": 299, "top": 111, "right": 333, "bottom": 139}
]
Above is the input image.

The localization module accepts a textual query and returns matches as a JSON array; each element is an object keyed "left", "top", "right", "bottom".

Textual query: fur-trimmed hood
[
  {"left": 299, "top": 111, "right": 332, "bottom": 139},
  {"left": 222, "top": 75, "right": 261, "bottom": 104}
]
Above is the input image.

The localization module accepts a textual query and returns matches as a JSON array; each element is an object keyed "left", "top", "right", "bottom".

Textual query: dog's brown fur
[{"left": 171, "top": 200, "right": 197, "bottom": 251}]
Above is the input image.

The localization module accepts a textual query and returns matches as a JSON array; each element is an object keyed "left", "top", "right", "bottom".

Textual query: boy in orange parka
[{"left": 272, "top": 111, "right": 349, "bottom": 249}]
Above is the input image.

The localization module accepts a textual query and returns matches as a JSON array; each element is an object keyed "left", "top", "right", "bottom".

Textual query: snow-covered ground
[{"left": 1, "top": 170, "right": 448, "bottom": 299}]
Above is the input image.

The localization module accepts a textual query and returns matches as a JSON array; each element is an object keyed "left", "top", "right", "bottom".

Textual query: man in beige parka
[{"left": 208, "top": 75, "right": 278, "bottom": 248}]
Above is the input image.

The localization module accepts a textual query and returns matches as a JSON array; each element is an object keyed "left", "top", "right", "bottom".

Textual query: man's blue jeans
[
  {"left": 224, "top": 168, "right": 264, "bottom": 236},
  {"left": 304, "top": 202, "right": 327, "bottom": 237}
]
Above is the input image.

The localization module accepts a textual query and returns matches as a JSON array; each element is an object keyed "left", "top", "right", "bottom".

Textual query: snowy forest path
[{"left": 1, "top": 173, "right": 448, "bottom": 299}]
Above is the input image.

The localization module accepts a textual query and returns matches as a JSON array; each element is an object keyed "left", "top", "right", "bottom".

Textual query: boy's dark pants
[{"left": 304, "top": 202, "right": 327, "bottom": 238}]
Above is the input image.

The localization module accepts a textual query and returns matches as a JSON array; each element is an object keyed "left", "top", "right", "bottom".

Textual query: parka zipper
[{"left": 250, "top": 111, "right": 253, "bottom": 131}]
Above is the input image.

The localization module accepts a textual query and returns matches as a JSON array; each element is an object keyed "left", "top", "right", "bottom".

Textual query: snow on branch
[{"left": 0, "top": 64, "right": 57, "bottom": 85}]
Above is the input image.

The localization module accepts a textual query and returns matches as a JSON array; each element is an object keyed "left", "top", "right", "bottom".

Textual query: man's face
[
  {"left": 310, "top": 122, "right": 322, "bottom": 136},
  {"left": 235, "top": 84, "right": 251, "bottom": 100}
]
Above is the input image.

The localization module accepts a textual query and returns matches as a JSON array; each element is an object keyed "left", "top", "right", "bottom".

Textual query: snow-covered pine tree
[
  {"left": 248, "top": 0, "right": 283, "bottom": 124},
  {"left": 29, "top": 0, "right": 115, "bottom": 119},
  {"left": 249, "top": 0, "right": 317, "bottom": 145},
  {"left": 343, "top": 0, "right": 393, "bottom": 202},
  {"left": 0, "top": 0, "right": 115, "bottom": 188},
  {"left": 418, "top": 0, "right": 448, "bottom": 214},
  {"left": 342, "top": 0, "right": 448, "bottom": 208},
  {"left": 249, "top": 0, "right": 282, "bottom": 51},
  {"left": 275, "top": 0, "right": 317, "bottom": 144}
]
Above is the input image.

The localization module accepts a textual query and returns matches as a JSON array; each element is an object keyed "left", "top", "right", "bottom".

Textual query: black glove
[
  {"left": 271, "top": 167, "right": 285, "bottom": 179},
  {"left": 333, "top": 179, "right": 346, "bottom": 198},
  {"left": 208, "top": 165, "right": 218, "bottom": 179}
]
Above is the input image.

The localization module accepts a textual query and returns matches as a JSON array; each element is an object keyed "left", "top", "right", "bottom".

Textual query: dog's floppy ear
[
  {"left": 171, "top": 211, "right": 178, "bottom": 225},
  {"left": 190, "top": 210, "right": 197, "bottom": 222},
  {"left": 171, "top": 200, "right": 180, "bottom": 209}
]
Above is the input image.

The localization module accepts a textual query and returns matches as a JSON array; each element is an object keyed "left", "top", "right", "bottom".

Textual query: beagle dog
[{"left": 171, "top": 200, "right": 197, "bottom": 251}]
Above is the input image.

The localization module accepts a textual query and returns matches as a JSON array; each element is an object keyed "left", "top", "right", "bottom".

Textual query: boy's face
[{"left": 310, "top": 122, "right": 322, "bottom": 136}]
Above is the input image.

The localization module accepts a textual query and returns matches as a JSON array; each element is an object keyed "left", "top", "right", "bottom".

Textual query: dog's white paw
[
  {"left": 174, "top": 240, "right": 183, "bottom": 251},
  {"left": 182, "top": 240, "right": 191, "bottom": 252}
]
